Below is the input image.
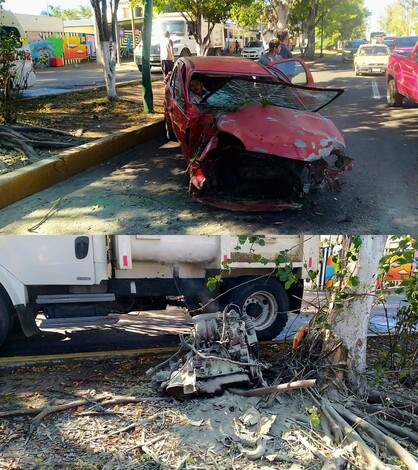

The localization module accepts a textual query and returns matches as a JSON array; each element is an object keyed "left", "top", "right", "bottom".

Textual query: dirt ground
[
  {"left": 1, "top": 338, "right": 417, "bottom": 470},
  {"left": 0, "top": 82, "right": 165, "bottom": 175}
]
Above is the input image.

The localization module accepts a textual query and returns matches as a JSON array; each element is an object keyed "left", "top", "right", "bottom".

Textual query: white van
[{"left": 0, "top": 9, "right": 36, "bottom": 89}]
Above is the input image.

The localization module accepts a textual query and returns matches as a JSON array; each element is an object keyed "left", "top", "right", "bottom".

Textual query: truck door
[{"left": 0, "top": 235, "right": 106, "bottom": 285}]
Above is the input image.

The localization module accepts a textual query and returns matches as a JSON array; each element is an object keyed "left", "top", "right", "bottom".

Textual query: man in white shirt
[{"left": 160, "top": 31, "right": 175, "bottom": 82}]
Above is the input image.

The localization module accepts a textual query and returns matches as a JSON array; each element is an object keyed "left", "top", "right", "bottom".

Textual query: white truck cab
[
  {"left": 0, "top": 9, "right": 36, "bottom": 89},
  {"left": 0, "top": 235, "right": 319, "bottom": 348},
  {"left": 135, "top": 12, "right": 225, "bottom": 71}
]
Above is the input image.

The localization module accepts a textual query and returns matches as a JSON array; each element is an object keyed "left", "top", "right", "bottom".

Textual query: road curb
[{"left": 0, "top": 119, "right": 165, "bottom": 209}]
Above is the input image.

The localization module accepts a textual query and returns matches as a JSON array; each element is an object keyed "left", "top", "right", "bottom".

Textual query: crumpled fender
[
  {"left": 189, "top": 134, "right": 219, "bottom": 190},
  {"left": 216, "top": 103, "right": 346, "bottom": 161}
]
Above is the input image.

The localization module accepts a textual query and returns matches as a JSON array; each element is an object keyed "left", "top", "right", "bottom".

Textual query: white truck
[
  {"left": 135, "top": 12, "right": 225, "bottom": 71},
  {"left": 0, "top": 235, "right": 319, "bottom": 348},
  {"left": 0, "top": 9, "right": 36, "bottom": 89}
]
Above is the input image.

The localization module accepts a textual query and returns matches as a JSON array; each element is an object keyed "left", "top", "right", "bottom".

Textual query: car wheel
[
  {"left": 354, "top": 65, "right": 359, "bottom": 76},
  {"left": 165, "top": 118, "right": 177, "bottom": 142},
  {"left": 137, "top": 64, "right": 143, "bottom": 73},
  {"left": 219, "top": 278, "right": 289, "bottom": 341},
  {"left": 387, "top": 79, "right": 403, "bottom": 107}
]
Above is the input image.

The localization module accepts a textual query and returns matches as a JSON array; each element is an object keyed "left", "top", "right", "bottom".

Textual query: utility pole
[{"left": 141, "top": 0, "right": 154, "bottom": 113}]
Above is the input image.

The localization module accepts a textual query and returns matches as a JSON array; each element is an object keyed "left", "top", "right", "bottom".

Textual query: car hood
[{"left": 216, "top": 103, "right": 345, "bottom": 162}]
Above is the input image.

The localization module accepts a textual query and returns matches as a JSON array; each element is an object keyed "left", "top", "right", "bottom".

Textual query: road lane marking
[{"left": 372, "top": 80, "right": 380, "bottom": 99}]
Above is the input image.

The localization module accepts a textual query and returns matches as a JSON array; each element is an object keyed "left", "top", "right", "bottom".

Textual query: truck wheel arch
[
  {"left": 219, "top": 277, "right": 290, "bottom": 341},
  {"left": 0, "top": 284, "right": 15, "bottom": 348}
]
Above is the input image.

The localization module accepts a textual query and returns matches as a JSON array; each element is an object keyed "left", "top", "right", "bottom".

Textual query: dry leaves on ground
[
  {"left": 1, "top": 338, "right": 417, "bottom": 470},
  {"left": 0, "top": 82, "right": 165, "bottom": 176}
]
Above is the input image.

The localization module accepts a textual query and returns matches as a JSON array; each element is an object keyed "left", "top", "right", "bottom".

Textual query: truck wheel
[
  {"left": 387, "top": 79, "right": 403, "bottom": 107},
  {"left": 220, "top": 278, "right": 289, "bottom": 341},
  {"left": 0, "top": 292, "right": 13, "bottom": 348}
]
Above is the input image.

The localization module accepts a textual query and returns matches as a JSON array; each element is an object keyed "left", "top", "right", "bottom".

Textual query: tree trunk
[
  {"left": 90, "top": 0, "right": 119, "bottom": 101},
  {"left": 304, "top": 0, "right": 319, "bottom": 59},
  {"left": 101, "top": 42, "right": 118, "bottom": 100},
  {"left": 326, "top": 235, "right": 387, "bottom": 391}
]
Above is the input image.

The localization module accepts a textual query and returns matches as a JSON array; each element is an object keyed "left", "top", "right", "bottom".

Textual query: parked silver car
[{"left": 240, "top": 40, "right": 265, "bottom": 60}]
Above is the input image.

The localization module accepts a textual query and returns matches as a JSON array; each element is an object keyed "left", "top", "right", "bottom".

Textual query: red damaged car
[{"left": 164, "top": 56, "right": 353, "bottom": 211}]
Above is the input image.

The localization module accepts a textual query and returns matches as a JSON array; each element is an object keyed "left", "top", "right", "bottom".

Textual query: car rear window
[
  {"left": 359, "top": 46, "right": 389, "bottom": 55},
  {"left": 204, "top": 77, "right": 343, "bottom": 112}
]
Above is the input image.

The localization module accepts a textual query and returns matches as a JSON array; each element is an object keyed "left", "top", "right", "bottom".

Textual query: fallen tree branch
[
  {"left": 228, "top": 379, "right": 316, "bottom": 397},
  {"left": 26, "top": 399, "right": 89, "bottom": 442},
  {"left": 28, "top": 198, "right": 63, "bottom": 232},
  {"left": 333, "top": 403, "right": 418, "bottom": 470},
  {"left": 322, "top": 401, "right": 389, "bottom": 470}
]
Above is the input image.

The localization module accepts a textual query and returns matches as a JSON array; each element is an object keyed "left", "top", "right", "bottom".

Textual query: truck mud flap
[{"left": 15, "top": 304, "right": 40, "bottom": 337}]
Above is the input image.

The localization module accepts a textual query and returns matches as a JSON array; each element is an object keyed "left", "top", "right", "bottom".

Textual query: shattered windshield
[{"left": 204, "top": 77, "right": 343, "bottom": 112}]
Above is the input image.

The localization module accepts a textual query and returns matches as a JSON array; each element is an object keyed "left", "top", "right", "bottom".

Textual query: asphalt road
[
  {"left": 1, "top": 54, "right": 417, "bottom": 234},
  {"left": 0, "top": 293, "right": 405, "bottom": 359},
  {"left": 23, "top": 59, "right": 153, "bottom": 97}
]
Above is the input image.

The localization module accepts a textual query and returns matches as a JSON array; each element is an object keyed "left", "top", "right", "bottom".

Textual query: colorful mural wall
[{"left": 26, "top": 31, "right": 96, "bottom": 65}]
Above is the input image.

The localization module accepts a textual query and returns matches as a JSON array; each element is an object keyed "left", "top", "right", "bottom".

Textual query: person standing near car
[
  {"left": 278, "top": 31, "right": 293, "bottom": 59},
  {"left": 160, "top": 31, "right": 175, "bottom": 82},
  {"left": 258, "top": 38, "right": 282, "bottom": 65}
]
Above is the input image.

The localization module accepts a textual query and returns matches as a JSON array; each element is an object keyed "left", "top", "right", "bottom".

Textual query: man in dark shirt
[{"left": 278, "top": 31, "right": 293, "bottom": 59}]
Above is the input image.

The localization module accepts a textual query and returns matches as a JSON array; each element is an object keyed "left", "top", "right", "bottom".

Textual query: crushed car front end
[{"left": 186, "top": 77, "right": 353, "bottom": 211}]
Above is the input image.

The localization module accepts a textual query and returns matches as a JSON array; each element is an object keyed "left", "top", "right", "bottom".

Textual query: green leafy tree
[
  {"left": 379, "top": 0, "right": 418, "bottom": 35},
  {"left": 153, "top": 0, "right": 253, "bottom": 55},
  {"left": 41, "top": 5, "right": 92, "bottom": 19},
  {"left": 229, "top": 1, "right": 264, "bottom": 30},
  {"left": 0, "top": 28, "right": 27, "bottom": 123}
]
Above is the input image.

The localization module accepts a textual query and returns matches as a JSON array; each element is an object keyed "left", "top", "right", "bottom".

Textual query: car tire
[
  {"left": 137, "top": 64, "right": 143, "bottom": 73},
  {"left": 387, "top": 79, "right": 403, "bottom": 107},
  {"left": 219, "top": 278, "right": 289, "bottom": 341},
  {"left": 354, "top": 65, "right": 359, "bottom": 76},
  {"left": 165, "top": 118, "right": 177, "bottom": 142}
]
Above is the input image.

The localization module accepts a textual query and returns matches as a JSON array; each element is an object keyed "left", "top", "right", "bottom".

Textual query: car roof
[{"left": 182, "top": 56, "right": 272, "bottom": 77}]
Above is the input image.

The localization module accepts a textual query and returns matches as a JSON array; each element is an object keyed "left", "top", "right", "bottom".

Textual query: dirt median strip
[{"left": 0, "top": 119, "right": 165, "bottom": 209}]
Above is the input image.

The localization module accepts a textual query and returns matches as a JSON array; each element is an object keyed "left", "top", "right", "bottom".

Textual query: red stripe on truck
[{"left": 123, "top": 255, "right": 128, "bottom": 267}]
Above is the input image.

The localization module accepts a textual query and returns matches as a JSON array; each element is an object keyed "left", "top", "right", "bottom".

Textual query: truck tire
[
  {"left": 387, "top": 79, "right": 403, "bottom": 107},
  {"left": 0, "top": 291, "right": 13, "bottom": 348},
  {"left": 220, "top": 278, "right": 289, "bottom": 341}
]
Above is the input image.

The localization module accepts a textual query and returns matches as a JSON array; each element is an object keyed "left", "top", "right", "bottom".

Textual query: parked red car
[
  {"left": 386, "top": 38, "right": 418, "bottom": 106},
  {"left": 164, "top": 56, "right": 353, "bottom": 211}
]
